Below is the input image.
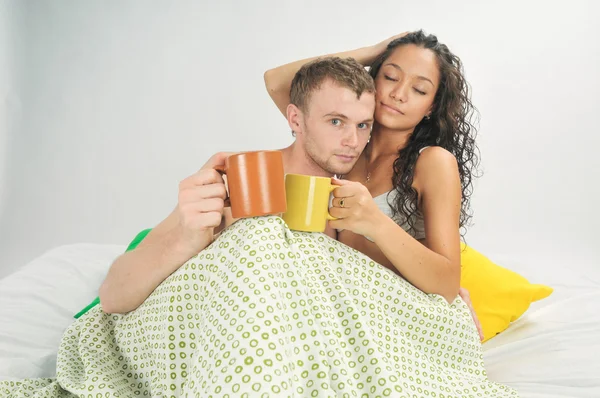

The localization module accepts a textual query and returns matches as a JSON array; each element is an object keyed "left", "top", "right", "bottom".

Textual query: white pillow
[{"left": 0, "top": 243, "right": 125, "bottom": 380}]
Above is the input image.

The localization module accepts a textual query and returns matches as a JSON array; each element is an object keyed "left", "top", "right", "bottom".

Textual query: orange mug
[{"left": 215, "top": 150, "right": 287, "bottom": 218}]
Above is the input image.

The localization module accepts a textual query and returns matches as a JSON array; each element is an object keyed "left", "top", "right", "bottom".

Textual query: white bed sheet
[
  {"left": 1, "top": 244, "right": 599, "bottom": 397},
  {"left": 482, "top": 253, "right": 600, "bottom": 397},
  {"left": 0, "top": 243, "right": 125, "bottom": 380},
  {"left": 484, "top": 290, "right": 600, "bottom": 397}
]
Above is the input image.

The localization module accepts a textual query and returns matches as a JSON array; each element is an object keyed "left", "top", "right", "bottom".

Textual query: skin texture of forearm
[
  {"left": 99, "top": 221, "right": 211, "bottom": 314},
  {"left": 370, "top": 214, "right": 460, "bottom": 303}
]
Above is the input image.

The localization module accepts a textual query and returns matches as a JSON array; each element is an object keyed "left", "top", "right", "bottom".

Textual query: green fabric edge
[{"left": 73, "top": 228, "right": 153, "bottom": 319}]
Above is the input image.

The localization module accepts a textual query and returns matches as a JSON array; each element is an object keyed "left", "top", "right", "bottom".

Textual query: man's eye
[
  {"left": 358, "top": 123, "right": 370, "bottom": 129},
  {"left": 331, "top": 119, "right": 342, "bottom": 126}
]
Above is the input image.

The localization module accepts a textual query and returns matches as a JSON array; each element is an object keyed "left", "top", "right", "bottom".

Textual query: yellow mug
[{"left": 282, "top": 173, "right": 337, "bottom": 232}]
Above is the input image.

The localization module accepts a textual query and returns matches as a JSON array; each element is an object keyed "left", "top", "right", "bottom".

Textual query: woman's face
[{"left": 374, "top": 44, "right": 440, "bottom": 131}]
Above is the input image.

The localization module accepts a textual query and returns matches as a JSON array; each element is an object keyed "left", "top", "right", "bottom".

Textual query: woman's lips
[{"left": 381, "top": 102, "right": 405, "bottom": 115}]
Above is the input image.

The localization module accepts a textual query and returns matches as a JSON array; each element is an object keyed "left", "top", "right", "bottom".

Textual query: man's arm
[{"left": 99, "top": 153, "right": 233, "bottom": 314}]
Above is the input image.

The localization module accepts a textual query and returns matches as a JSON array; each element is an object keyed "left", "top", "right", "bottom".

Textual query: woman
[{"left": 264, "top": 29, "right": 481, "bottom": 328}]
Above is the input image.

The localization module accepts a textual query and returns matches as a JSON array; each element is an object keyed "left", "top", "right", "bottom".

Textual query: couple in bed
[{"left": 1, "top": 31, "right": 518, "bottom": 397}]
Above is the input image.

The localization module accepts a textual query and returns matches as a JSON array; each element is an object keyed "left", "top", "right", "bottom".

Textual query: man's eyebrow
[
  {"left": 384, "top": 63, "right": 434, "bottom": 86},
  {"left": 323, "top": 112, "right": 349, "bottom": 119}
]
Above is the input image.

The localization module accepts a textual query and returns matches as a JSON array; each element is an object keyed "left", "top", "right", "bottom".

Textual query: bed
[{"left": 0, "top": 244, "right": 598, "bottom": 397}]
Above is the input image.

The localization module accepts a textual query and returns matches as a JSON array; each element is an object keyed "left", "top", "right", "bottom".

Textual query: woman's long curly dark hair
[{"left": 368, "top": 30, "right": 481, "bottom": 239}]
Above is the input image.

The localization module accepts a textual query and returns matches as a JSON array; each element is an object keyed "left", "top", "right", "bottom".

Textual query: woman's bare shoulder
[{"left": 413, "top": 147, "right": 459, "bottom": 192}]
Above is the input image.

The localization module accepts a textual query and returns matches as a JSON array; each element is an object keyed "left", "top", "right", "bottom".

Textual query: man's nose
[{"left": 342, "top": 127, "right": 359, "bottom": 148}]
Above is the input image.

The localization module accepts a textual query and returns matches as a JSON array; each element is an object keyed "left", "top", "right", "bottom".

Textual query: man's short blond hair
[{"left": 290, "top": 57, "right": 375, "bottom": 114}]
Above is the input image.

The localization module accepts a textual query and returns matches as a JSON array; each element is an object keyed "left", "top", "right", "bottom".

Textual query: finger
[
  {"left": 468, "top": 303, "right": 477, "bottom": 318},
  {"left": 327, "top": 219, "right": 344, "bottom": 231},
  {"left": 328, "top": 206, "right": 351, "bottom": 219},
  {"left": 181, "top": 169, "right": 224, "bottom": 189},
  {"left": 196, "top": 211, "right": 224, "bottom": 229},
  {"left": 331, "top": 196, "right": 353, "bottom": 209},
  {"left": 469, "top": 308, "right": 483, "bottom": 340},
  {"left": 331, "top": 184, "right": 357, "bottom": 198},
  {"left": 200, "top": 151, "right": 238, "bottom": 171},
  {"left": 181, "top": 198, "right": 225, "bottom": 214},
  {"left": 197, "top": 197, "right": 225, "bottom": 213},
  {"left": 180, "top": 183, "right": 227, "bottom": 203},
  {"left": 331, "top": 177, "right": 350, "bottom": 185},
  {"left": 180, "top": 210, "right": 223, "bottom": 231}
]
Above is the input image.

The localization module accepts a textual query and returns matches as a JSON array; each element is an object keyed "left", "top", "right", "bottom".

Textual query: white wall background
[
  {"left": 0, "top": 3, "right": 7, "bottom": 222},
  {"left": 0, "top": 0, "right": 598, "bottom": 278},
  {"left": 0, "top": 0, "right": 22, "bottom": 266}
]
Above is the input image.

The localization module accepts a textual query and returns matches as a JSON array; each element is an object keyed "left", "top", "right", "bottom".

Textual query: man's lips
[{"left": 335, "top": 154, "right": 358, "bottom": 162}]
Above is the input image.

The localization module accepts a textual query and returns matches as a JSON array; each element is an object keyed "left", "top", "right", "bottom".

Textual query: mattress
[
  {"left": 0, "top": 244, "right": 598, "bottom": 397},
  {"left": 482, "top": 252, "right": 600, "bottom": 397}
]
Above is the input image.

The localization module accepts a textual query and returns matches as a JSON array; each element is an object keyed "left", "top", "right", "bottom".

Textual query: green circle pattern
[{"left": 0, "top": 216, "right": 518, "bottom": 397}]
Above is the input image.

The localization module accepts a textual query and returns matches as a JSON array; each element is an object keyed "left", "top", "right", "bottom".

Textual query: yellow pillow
[{"left": 459, "top": 243, "right": 553, "bottom": 342}]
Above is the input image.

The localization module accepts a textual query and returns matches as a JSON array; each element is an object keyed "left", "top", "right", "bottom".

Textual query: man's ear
[{"left": 287, "top": 104, "right": 304, "bottom": 136}]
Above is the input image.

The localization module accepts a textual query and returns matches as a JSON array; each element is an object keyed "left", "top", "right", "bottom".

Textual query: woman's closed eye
[
  {"left": 384, "top": 75, "right": 398, "bottom": 82},
  {"left": 413, "top": 88, "right": 426, "bottom": 95}
]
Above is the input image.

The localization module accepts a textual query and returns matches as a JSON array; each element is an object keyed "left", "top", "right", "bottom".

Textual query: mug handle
[
  {"left": 213, "top": 165, "right": 231, "bottom": 207},
  {"left": 326, "top": 184, "right": 338, "bottom": 221}
]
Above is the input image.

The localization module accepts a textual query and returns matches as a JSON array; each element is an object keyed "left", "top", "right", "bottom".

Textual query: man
[{"left": 98, "top": 57, "right": 376, "bottom": 314}]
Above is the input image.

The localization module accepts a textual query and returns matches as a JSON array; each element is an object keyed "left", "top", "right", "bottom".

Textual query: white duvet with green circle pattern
[{"left": 0, "top": 216, "right": 518, "bottom": 397}]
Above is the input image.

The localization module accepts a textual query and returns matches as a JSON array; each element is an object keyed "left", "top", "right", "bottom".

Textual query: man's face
[{"left": 292, "top": 79, "right": 376, "bottom": 176}]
